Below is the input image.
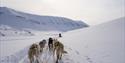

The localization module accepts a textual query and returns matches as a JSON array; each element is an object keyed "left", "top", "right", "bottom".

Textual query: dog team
[{"left": 28, "top": 37, "right": 67, "bottom": 63}]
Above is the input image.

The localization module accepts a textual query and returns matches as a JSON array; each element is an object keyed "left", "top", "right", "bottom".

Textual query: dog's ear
[
  {"left": 53, "top": 38, "right": 58, "bottom": 40},
  {"left": 53, "top": 38, "right": 55, "bottom": 41}
]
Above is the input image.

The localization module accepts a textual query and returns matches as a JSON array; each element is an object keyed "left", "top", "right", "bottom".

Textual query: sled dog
[
  {"left": 39, "top": 39, "right": 46, "bottom": 53},
  {"left": 48, "top": 37, "right": 54, "bottom": 51},
  {"left": 28, "top": 43, "right": 40, "bottom": 63},
  {"left": 53, "top": 39, "right": 67, "bottom": 63}
]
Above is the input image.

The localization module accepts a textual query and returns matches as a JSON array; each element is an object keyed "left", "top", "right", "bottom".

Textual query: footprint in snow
[
  {"left": 75, "top": 50, "right": 80, "bottom": 55},
  {"left": 85, "top": 56, "right": 94, "bottom": 63}
]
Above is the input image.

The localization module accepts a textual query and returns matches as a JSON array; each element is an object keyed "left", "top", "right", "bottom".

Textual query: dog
[
  {"left": 53, "top": 39, "right": 67, "bottom": 63},
  {"left": 28, "top": 43, "right": 41, "bottom": 63},
  {"left": 48, "top": 37, "right": 54, "bottom": 51},
  {"left": 39, "top": 39, "right": 46, "bottom": 53}
]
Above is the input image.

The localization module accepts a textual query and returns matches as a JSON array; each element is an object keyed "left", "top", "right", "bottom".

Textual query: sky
[{"left": 0, "top": 0, "right": 125, "bottom": 25}]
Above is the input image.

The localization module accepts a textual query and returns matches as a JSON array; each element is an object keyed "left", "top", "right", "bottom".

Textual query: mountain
[
  {"left": 59, "top": 17, "right": 125, "bottom": 63},
  {"left": 0, "top": 7, "right": 88, "bottom": 32}
]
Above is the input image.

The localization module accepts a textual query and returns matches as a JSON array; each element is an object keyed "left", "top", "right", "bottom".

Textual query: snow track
[
  {"left": 19, "top": 46, "right": 77, "bottom": 63},
  {"left": 0, "top": 36, "right": 81, "bottom": 63}
]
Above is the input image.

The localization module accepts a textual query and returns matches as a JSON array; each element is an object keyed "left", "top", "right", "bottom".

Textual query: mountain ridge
[{"left": 0, "top": 7, "right": 88, "bottom": 31}]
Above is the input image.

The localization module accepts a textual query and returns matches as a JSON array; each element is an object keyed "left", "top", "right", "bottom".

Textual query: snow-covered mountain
[
  {"left": 0, "top": 7, "right": 88, "bottom": 32},
  {"left": 60, "top": 17, "right": 125, "bottom": 63}
]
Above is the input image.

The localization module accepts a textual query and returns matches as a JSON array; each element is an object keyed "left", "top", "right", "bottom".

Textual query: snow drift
[{"left": 60, "top": 17, "right": 125, "bottom": 63}]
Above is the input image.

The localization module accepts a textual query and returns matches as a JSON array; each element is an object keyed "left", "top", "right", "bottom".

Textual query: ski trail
[{"left": 18, "top": 45, "right": 78, "bottom": 63}]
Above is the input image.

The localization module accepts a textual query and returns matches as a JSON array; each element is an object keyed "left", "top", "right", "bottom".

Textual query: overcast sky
[{"left": 0, "top": 0, "right": 125, "bottom": 25}]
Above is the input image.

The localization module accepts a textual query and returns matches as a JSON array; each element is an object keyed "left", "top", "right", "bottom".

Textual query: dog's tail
[{"left": 63, "top": 50, "right": 68, "bottom": 54}]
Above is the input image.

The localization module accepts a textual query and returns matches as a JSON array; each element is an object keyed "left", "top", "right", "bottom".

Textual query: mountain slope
[
  {"left": 0, "top": 7, "right": 88, "bottom": 31},
  {"left": 60, "top": 17, "right": 125, "bottom": 63}
]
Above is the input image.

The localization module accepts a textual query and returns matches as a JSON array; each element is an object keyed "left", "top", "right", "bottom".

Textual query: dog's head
[
  {"left": 54, "top": 41, "right": 60, "bottom": 48},
  {"left": 39, "top": 39, "right": 46, "bottom": 47},
  {"left": 30, "top": 43, "right": 38, "bottom": 50}
]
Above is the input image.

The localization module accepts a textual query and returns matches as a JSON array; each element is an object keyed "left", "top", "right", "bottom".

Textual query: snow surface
[
  {"left": 0, "top": 7, "right": 88, "bottom": 32},
  {"left": 0, "top": 25, "right": 34, "bottom": 37},
  {"left": 59, "top": 17, "right": 125, "bottom": 63},
  {"left": 0, "top": 17, "right": 124, "bottom": 63},
  {"left": 0, "top": 31, "right": 81, "bottom": 63}
]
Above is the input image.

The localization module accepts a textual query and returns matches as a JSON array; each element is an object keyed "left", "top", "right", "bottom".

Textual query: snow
[
  {"left": 0, "top": 25, "right": 34, "bottom": 37},
  {"left": 59, "top": 17, "right": 125, "bottom": 63},
  {"left": 0, "top": 32, "right": 81, "bottom": 63},
  {"left": 1, "top": 17, "right": 124, "bottom": 63}
]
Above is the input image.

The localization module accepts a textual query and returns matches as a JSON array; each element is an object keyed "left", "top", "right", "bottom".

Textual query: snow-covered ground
[
  {"left": 0, "top": 31, "right": 81, "bottom": 63},
  {"left": 0, "top": 25, "right": 34, "bottom": 37},
  {"left": 0, "top": 17, "right": 124, "bottom": 63},
  {"left": 60, "top": 17, "right": 125, "bottom": 63}
]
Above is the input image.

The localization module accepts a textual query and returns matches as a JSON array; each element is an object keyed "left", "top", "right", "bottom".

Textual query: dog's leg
[
  {"left": 36, "top": 58, "right": 39, "bottom": 63},
  {"left": 29, "top": 58, "right": 32, "bottom": 63},
  {"left": 56, "top": 51, "right": 60, "bottom": 63},
  {"left": 60, "top": 48, "right": 63, "bottom": 60},
  {"left": 56, "top": 60, "right": 58, "bottom": 63},
  {"left": 49, "top": 44, "right": 51, "bottom": 51},
  {"left": 32, "top": 57, "right": 35, "bottom": 63},
  {"left": 35, "top": 55, "right": 42, "bottom": 63},
  {"left": 29, "top": 56, "right": 34, "bottom": 63},
  {"left": 53, "top": 49, "right": 56, "bottom": 63},
  {"left": 58, "top": 50, "right": 61, "bottom": 60},
  {"left": 56, "top": 58, "right": 59, "bottom": 63}
]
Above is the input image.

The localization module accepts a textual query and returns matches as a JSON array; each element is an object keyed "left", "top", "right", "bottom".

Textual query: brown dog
[
  {"left": 53, "top": 39, "right": 67, "bottom": 63},
  {"left": 39, "top": 39, "right": 46, "bottom": 53},
  {"left": 28, "top": 43, "right": 40, "bottom": 63}
]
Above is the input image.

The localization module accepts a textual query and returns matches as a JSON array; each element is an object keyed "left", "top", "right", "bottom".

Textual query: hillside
[
  {"left": 60, "top": 17, "right": 125, "bottom": 63},
  {"left": 0, "top": 7, "right": 88, "bottom": 32}
]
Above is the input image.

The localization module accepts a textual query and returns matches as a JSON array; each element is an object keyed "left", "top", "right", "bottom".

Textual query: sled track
[{"left": 0, "top": 45, "right": 79, "bottom": 63}]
